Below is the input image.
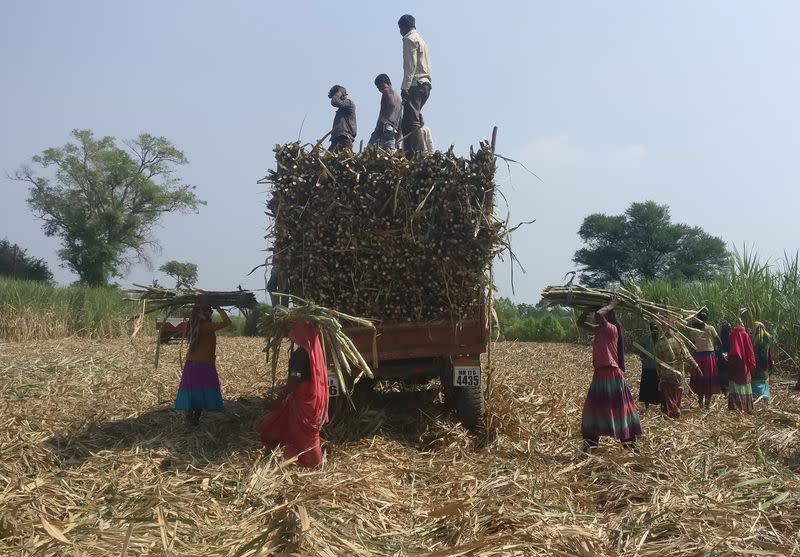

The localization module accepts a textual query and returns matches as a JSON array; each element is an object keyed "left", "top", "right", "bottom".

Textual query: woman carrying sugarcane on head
[
  {"left": 260, "top": 320, "right": 329, "bottom": 468},
  {"left": 577, "top": 294, "right": 643, "bottom": 451},
  {"left": 688, "top": 308, "right": 722, "bottom": 409},
  {"left": 727, "top": 313, "right": 756, "bottom": 412},
  {"left": 175, "top": 304, "right": 232, "bottom": 425},
  {"left": 716, "top": 321, "right": 732, "bottom": 394},
  {"left": 751, "top": 321, "right": 775, "bottom": 404},
  {"left": 636, "top": 322, "right": 662, "bottom": 412},
  {"left": 655, "top": 326, "right": 700, "bottom": 419}
]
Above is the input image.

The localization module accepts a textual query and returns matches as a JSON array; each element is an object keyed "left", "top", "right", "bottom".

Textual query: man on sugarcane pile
[
  {"left": 328, "top": 85, "right": 357, "bottom": 152},
  {"left": 398, "top": 14, "right": 432, "bottom": 156},
  {"left": 368, "top": 73, "right": 402, "bottom": 150}
]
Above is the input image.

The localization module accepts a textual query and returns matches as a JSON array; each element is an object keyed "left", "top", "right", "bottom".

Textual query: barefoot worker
[
  {"left": 636, "top": 322, "right": 661, "bottom": 411},
  {"left": 260, "top": 321, "right": 329, "bottom": 468},
  {"left": 728, "top": 320, "right": 756, "bottom": 412},
  {"left": 717, "top": 321, "right": 732, "bottom": 394},
  {"left": 751, "top": 321, "right": 775, "bottom": 404},
  {"left": 577, "top": 295, "right": 643, "bottom": 451},
  {"left": 688, "top": 309, "right": 722, "bottom": 409},
  {"left": 655, "top": 327, "right": 699, "bottom": 419},
  {"left": 175, "top": 305, "right": 231, "bottom": 425}
]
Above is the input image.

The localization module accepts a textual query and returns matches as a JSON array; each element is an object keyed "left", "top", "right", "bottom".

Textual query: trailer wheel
[{"left": 456, "top": 382, "right": 485, "bottom": 430}]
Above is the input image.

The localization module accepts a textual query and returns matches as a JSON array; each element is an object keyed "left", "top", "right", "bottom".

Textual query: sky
[{"left": 1, "top": 1, "right": 798, "bottom": 304}]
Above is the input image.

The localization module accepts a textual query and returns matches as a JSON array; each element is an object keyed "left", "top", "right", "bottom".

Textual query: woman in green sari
[{"left": 751, "top": 321, "right": 774, "bottom": 404}]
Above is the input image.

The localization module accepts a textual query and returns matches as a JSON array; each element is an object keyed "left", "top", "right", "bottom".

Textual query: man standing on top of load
[
  {"left": 398, "top": 14, "right": 432, "bottom": 156},
  {"left": 368, "top": 73, "right": 401, "bottom": 150},
  {"left": 328, "top": 85, "right": 357, "bottom": 152}
]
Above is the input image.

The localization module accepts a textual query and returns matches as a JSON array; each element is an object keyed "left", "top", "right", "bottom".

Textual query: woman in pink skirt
[
  {"left": 577, "top": 295, "right": 643, "bottom": 451},
  {"left": 688, "top": 309, "right": 722, "bottom": 408}
]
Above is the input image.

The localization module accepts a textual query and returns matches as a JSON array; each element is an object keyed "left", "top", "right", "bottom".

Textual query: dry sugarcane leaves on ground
[
  {"left": 3, "top": 337, "right": 800, "bottom": 555},
  {"left": 264, "top": 144, "right": 503, "bottom": 323}
]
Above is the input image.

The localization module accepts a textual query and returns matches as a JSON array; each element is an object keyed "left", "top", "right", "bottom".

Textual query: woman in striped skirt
[{"left": 577, "top": 295, "right": 643, "bottom": 451}]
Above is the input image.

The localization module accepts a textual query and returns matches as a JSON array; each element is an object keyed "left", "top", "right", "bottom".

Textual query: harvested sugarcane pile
[
  {"left": 541, "top": 283, "right": 701, "bottom": 348},
  {"left": 264, "top": 142, "right": 504, "bottom": 322},
  {"left": 125, "top": 284, "right": 257, "bottom": 313},
  {"left": 261, "top": 295, "right": 375, "bottom": 400}
]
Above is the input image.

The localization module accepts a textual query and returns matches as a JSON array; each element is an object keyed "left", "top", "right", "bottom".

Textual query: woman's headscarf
[
  {"left": 729, "top": 325, "right": 756, "bottom": 370},
  {"left": 753, "top": 321, "right": 771, "bottom": 363},
  {"left": 288, "top": 321, "right": 329, "bottom": 428}
]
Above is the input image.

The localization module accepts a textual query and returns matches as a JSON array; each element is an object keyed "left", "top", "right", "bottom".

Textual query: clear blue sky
[{"left": 2, "top": 1, "right": 798, "bottom": 303}]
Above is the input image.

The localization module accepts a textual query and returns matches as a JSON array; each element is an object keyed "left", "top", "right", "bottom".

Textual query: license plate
[
  {"left": 453, "top": 365, "right": 481, "bottom": 387},
  {"left": 327, "top": 374, "right": 341, "bottom": 397}
]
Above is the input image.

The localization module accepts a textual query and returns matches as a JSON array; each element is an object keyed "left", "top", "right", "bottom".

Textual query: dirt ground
[{"left": 1, "top": 337, "right": 800, "bottom": 556}]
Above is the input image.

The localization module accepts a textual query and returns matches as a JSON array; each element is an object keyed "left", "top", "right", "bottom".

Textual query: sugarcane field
[{"left": 3, "top": 4, "right": 800, "bottom": 557}]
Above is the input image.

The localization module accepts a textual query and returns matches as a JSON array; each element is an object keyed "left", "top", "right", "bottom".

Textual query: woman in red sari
[
  {"left": 260, "top": 321, "right": 329, "bottom": 468},
  {"left": 727, "top": 321, "right": 756, "bottom": 412}
]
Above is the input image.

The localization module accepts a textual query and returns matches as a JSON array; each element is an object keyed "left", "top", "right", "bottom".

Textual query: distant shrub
[
  {"left": 244, "top": 303, "right": 270, "bottom": 337},
  {"left": 535, "top": 314, "right": 566, "bottom": 342}
]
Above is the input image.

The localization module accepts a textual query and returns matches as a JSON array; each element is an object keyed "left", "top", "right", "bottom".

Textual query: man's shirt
[{"left": 402, "top": 29, "right": 432, "bottom": 92}]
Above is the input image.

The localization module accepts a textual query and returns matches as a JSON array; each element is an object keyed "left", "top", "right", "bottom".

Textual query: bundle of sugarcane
[
  {"left": 261, "top": 294, "right": 376, "bottom": 402},
  {"left": 540, "top": 283, "right": 701, "bottom": 349},
  {"left": 125, "top": 284, "right": 257, "bottom": 313},
  {"left": 263, "top": 142, "right": 503, "bottom": 323}
]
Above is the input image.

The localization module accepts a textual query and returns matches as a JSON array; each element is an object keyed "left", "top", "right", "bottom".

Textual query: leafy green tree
[
  {"left": 574, "top": 201, "right": 728, "bottom": 286},
  {"left": 517, "top": 303, "right": 539, "bottom": 320},
  {"left": 14, "top": 129, "right": 204, "bottom": 285},
  {"left": 159, "top": 260, "right": 198, "bottom": 289},
  {"left": 493, "top": 297, "right": 519, "bottom": 338},
  {"left": 0, "top": 239, "right": 53, "bottom": 282},
  {"left": 535, "top": 314, "right": 566, "bottom": 342}
]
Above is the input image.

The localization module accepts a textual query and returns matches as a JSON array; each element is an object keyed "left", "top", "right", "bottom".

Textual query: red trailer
[
  {"left": 337, "top": 300, "right": 488, "bottom": 427},
  {"left": 156, "top": 317, "right": 189, "bottom": 344}
]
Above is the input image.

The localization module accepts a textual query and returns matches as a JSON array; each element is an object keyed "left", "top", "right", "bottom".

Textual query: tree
[
  {"left": 0, "top": 239, "right": 53, "bottom": 282},
  {"left": 574, "top": 201, "right": 728, "bottom": 286},
  {"left": 14, "top": 129, "right": 204, "bottom": 285},
  {"left": 159, "top": 260, "right": 198, "bottom": 289}
]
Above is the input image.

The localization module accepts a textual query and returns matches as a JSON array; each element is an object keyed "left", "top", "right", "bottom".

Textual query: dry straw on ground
[{"left": 2, "top": 337, "right": 800, "bottom": 555}]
